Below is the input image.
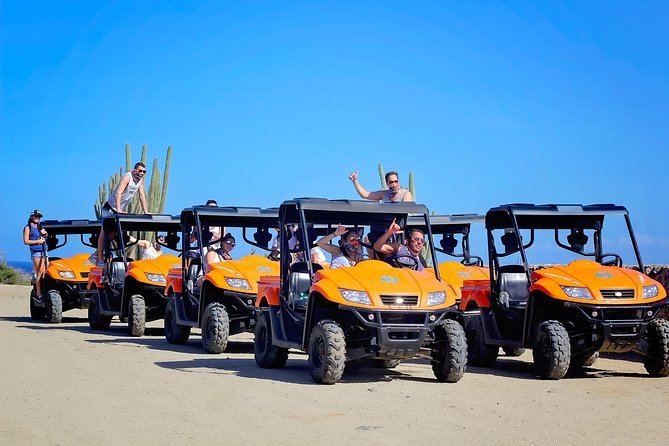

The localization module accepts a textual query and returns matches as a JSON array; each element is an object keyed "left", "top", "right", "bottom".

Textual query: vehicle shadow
[
  {"left": 85, "top": 337, "right": 256, "bottom": 355},
  {"left": 0, "top": 315, "right": 88, "bottom": 324}
]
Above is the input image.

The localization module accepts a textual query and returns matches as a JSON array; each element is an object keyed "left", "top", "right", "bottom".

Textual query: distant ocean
[{"left": 5, "top": 260, "right": 34, "bottom": 273}]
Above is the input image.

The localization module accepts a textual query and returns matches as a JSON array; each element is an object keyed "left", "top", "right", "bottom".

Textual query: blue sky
[{"left": 2, "top": 1, "right": 668, "bottom": 263}]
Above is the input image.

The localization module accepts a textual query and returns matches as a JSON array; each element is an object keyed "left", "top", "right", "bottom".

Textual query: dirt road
[{"left": 1, "top": 284, "right": 667, "bottom": 445}]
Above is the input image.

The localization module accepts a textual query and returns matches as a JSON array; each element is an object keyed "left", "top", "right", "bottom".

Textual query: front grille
[
  {"left": 601, "top": 308, "right": 645, "bottom": 321},
  {"left": 80, "top": 272, "right": 90, "bottom": 279},
  {"left": 380, "top": 312, "right": 426, "bottom": 325},
  {"left": 380, "top": 295, "right": 419, "bottom": 306},
  {"left": 601, "top": 289, "right": 635, "bottom": 299}
]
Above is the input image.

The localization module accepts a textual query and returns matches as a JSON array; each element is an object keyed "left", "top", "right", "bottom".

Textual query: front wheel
[
  {"left": 432, "top": 319, "right": 467, "bottom": 382},
  {"left": 88, "top": 292, "right": 112, "bottom": 330},
  {"left": 128, "top": 295, "right": 146, "bottom": 337},
  {"left": 254, "top": 310, "right": 288, "bottom": 368},
  {"left": 201, "top": 302, "right": 229, "bottom": 353},
  {"left": 45, "top": 290, "right": 63, "bottom": 323},
  {"left": 308, "top": 320, "right": 346, "bottom": 384},
  {"left": 643, "top": 318, "right": 669, "bottom": 377},
  {"left": 164, "top": 298, "right": 190, "bottom": 344},
  {"left": 570, "top": 351, "right": 599, "bottom": 370},
  {"left": 533, "top": 320, "right": 570, "bottom": 380}
]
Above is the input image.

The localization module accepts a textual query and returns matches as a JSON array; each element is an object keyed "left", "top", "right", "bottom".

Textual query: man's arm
[
  {"left": 349, "top": 171, "right": 384, "bottom": 201},
  {"left": 136, "top": 239, "right": 151, "bottom": 250},
  {"left": 373, "top": 219, "right": 402, "bottom": 255},
  {"left": 115, "top": 175, "right": 131, "bottom": 212},
  {"left": 402, "top": 189, "right": 414, "bottom": 202},
  {"left": 139, "top": 181, "right": 149, "bottom": 214}
]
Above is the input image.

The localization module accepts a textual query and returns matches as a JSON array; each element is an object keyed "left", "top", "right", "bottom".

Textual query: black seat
[
  {"left": 187, "top": 258, "right": 202, "bottom": 284},
  {"left": 286, "top": 262, "right": 323, "bottom": 312},
  {"left": 497, "top": 264, "right": 529, "bottom": 309},
  {"left": 109, "top": 259, "right": 127, "bottom": 290}
]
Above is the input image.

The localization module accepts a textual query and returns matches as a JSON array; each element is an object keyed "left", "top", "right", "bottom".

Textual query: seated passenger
[
  {"left": 317, "top": 224, "right": 363, "bottom": 268},
  {"left": 138, "top": 235, "right": 165, "bottom": 260},
  {"left": 206, "top": 233, "right": 236, "bottom": 264},
  {"left": 373, "top": 218, "right": 427, "bottom": 271}
]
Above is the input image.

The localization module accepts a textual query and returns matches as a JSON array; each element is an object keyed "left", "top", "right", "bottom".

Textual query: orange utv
[
  {"left": 30, "top": 219, "right": 100, "bottom": 322},
  {"left": 163, "top": 206, "right": 279, "bottom": 353},
  {"left": 254, "top": 198, "right": 467, "bottom": 384},
  {"left": 87, "top": 214, "right": 182, "bottom": 336},
  {"left": 460, "top": 204, "right": 669, "bottom": 379}
]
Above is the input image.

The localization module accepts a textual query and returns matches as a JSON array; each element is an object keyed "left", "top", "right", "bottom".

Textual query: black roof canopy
[
  {"left": 280, "top": 198, "right": 429, "bottom": 225},
  {"left": 485, "top": 204, "right": 629, "bottom": 230},
  {"left": 180, "top": 206, "right": 279, "bottom": 228},
  {"left": 408, "top": 214, "right": 484, "bottom": 235},
  {"left": 102, "top": 213, "right": 181, "bottom": 232},
  {"left": 40, "top": 219, "right": 100, "bottom": 235}
]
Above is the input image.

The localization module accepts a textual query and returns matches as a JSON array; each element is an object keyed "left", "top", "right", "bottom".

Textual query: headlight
[
  {"left": 339, "top": 288, "right": 371, "bottom": 305},
  {"left": 427, "top": 291, "right": 447, "bottom": 306},
  {"left": 57, "top": 271, "right": 75, "bottom": 279},
  {"left": 561, "top": 286, "right": 593, "bottom": 299},
  {"left": 145, "top": 273, "right": 166, "bottom": 284},
  {"left": 643, "top": 285, "right": 659, "bottom": 299},
  {"left": 225, "top": 277, "right": 251, "bottom": 290}
]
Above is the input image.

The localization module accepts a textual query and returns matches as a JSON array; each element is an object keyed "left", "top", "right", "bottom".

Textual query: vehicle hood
[
  {"left": 128, "top": 254, "right": 181, "bottom": 276},
  {"left": 208, "top": 255, "right": 279, "bottom": 292},
  {"left": 47, "top": 253, "right": 93, "bottom": 280}
]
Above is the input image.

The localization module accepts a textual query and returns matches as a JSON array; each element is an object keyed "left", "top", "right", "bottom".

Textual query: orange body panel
[
  {"left": 433, "top": 261, "right": 490, "bottom": 300},
  {"left": 46, "top": 253, "right": 94, "bottom": 283},
  {"left": 257, "top": 260, "right": 458, "bottom": 311},
  {"left": 459, "top": 279, "right": 492, "bottom": 310},
  {"left": 165, "top": 267, "right": 183, "bottom": 295},
  {"left": 531, "top": 260, "right": 667, "bottom": 304},
  {"left": 126, "top": 254, "right": 180, "bottom": 286},
  {"left": 87, "top": 266, "right": 104, "bottom": 289},
  {"left": 203, "top": 255, "right": 279, "bottom": 294},
  {"left": 257, "top": 275, "right": 281, "bottom": 306}
]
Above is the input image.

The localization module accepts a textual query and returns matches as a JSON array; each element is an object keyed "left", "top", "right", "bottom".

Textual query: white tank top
[{"left": 107, "top": 172, "right": 142, "bottom": 212}]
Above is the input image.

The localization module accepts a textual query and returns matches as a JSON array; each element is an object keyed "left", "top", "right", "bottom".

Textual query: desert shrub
[{"left": 0, "top": 260, "right": 21, "bottom": 284}]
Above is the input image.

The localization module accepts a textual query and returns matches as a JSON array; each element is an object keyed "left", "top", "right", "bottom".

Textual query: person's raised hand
[
  {"left": 388, "top": 218, "right": 402, "bottom": 235},
  {"left": 334, "top": 223, "right": 347, "bottom": 236},
  {"left": 348, "top": 171, "right": 359, "bottom": 182}
]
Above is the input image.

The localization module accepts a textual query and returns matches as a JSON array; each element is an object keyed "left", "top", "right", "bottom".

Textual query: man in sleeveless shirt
[
  {"left": 348, "top": 170, "right": 414, "bottom": 203},
  {"left": 92, "top": 162, "right": 149, "bottom": 265}
]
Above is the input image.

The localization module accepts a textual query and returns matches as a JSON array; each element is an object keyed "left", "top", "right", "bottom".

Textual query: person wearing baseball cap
[{"left": 23, "top": 210, "right": 48, "bottom": 301}]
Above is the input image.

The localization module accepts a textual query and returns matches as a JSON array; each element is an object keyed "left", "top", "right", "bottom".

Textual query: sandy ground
[{"left": 1, "top": 284, "right": 667, "bottom": 446}]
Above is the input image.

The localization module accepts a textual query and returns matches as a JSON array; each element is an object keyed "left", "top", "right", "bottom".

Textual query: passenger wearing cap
[
  {"left": 23, "top": 210, "right": 48, "bottom": 300},
  {"left": 138, "top": 236, "right": 166, "bottom": 260}
]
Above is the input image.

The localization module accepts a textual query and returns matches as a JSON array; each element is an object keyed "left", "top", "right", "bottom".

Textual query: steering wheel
[
  {"left": 461, "top": 256, "right": 484, "bottom": 267},
  {"left": 391, "top": 254, "right": 419, "bottom": 271},
  {"left": 599, "top": 253, "right": 623, "bottom": 267}
]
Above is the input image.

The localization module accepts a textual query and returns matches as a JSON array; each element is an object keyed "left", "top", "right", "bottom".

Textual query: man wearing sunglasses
[
  {"left": 92, "top": 162, "right": 150, "bottom": 265},
  {"left": 348, "top": 170, "right": 414, "bottom": 203},
  {"left": 373, "top": 218, "right": 427, "bottom": 271}
]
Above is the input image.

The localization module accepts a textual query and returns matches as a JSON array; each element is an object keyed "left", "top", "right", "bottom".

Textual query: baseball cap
[{"left": 30, "top": 210, "right": 43, "bottom": 218}]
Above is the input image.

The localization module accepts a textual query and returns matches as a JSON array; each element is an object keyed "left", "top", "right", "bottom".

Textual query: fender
[
  {"left": 87, "top": 267, "right": 105, "bottom": 290},
  {"left": 459, "top": 279, "right": 491, "bottom": 311},
  {"left": 166, "top": 267, "right": 182, "bottom": 295}
]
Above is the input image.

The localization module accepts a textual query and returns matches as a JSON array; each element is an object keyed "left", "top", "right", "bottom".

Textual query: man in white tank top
[
  {"left": 93, "top": 162, "right": 150, "bottom": 265},
  {"left": 348, "top": 170, "right": 414, "bottom": 203}
]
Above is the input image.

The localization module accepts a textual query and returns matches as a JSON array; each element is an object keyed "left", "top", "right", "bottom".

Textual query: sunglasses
[
  {"left": 225, "top": 240, "right": 236, "bottom": 246},
  {"left": 137, "top": 169, "right": 147, "bottom": 173},
  {"left": 387, "top": 180, "right": 399, "bottom": 184},
  {"left": 348, "top": 237, "right": 360, "bottom": 242},
  {"left": 411, "top": 237, "right": 425, "bottom": 244}
]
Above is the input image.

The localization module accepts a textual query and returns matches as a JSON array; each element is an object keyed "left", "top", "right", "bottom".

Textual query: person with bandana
[
  {"left": 92, "top": 162, "right": 149, "bottom": 266},
  {"left": 317, "top": 224, "right": 364, "bottom": 268},
  {"left": 348, "top": 170, "right": 414, "bottom": 203},
  {"left": 23, "top": 210, "right": 48, "bottom": 301},
  {"left": 373, "top": 218, "right": 427, "bottom": 271}
]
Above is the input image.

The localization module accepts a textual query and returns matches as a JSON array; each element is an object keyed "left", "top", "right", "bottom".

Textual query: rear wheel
[
  {"left": 503, "top": 347, "right": 526, "bottom": 357},
  {"left": 254, "top": 310, "right": 288, "bottom": 368},
  {"left": 308, "top": 320, "right": 346, "bottom": 384},
  {"left": 465, "top": 315, "right": 498, "bottom": 366},
  {"left": 201, "top": 302, "right": 229, "bottom": 353},
  {"left": 45, "top": 290, "right": 63, "bottom": 323},
  {"left": 164, "top": 298, "right": 190, "bottom": 344},
  {"left": 88, "top": 292, "right": 112, "bottom": 330},
  {"left": 643, "top": 319, "right": 669, "bottom": 377},
  {"left": 29, "top": 288, "right": 45, "bottom": 320},
  {"left": 128, "top": 295, "right": 146, "bottom": 337},
  {"left": 432, "top": 319, "right": 467, "bottom": 382},
  {"left": 533, "top": 320, "right": 570, "bottom": 380}
]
